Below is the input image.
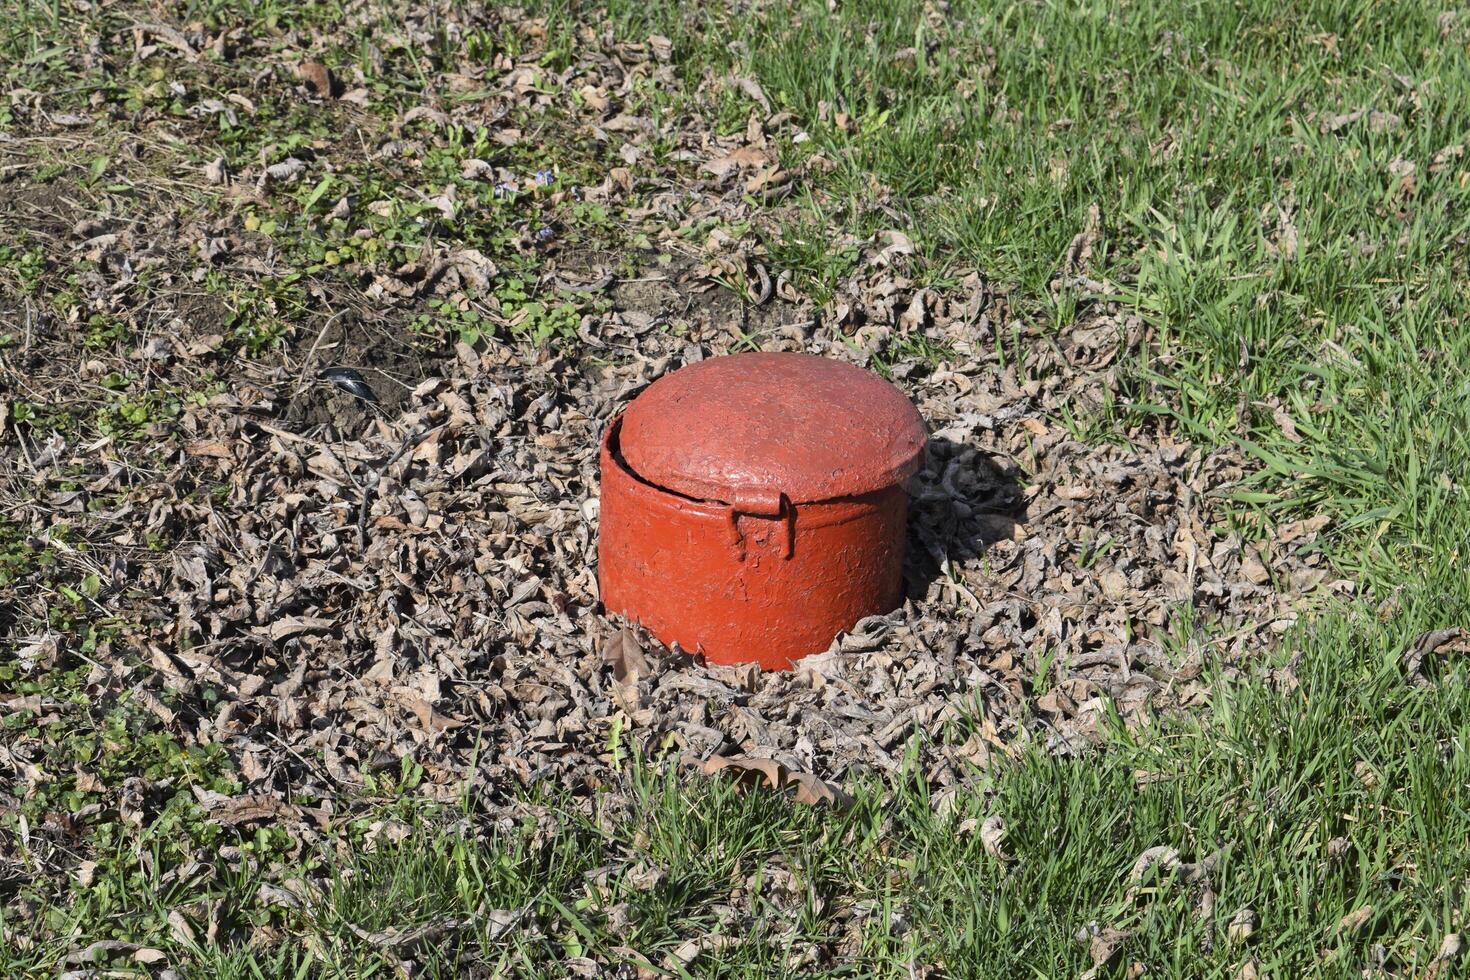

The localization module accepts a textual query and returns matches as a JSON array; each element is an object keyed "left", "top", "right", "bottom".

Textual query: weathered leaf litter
[{"left": 4, "top": 248, "right": 1343, "bottom": 829}]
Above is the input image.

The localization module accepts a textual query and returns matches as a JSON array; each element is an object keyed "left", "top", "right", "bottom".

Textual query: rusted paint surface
[
  {"left": 598, "top": 353, "right": 926, "bottom": 669},
  {"left": 617, "top": 352, "right": 927, "bottom": 505}
]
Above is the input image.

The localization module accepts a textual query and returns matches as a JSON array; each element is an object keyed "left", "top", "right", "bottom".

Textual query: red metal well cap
[{"left": 617, "top": 352, "right": 927, "bottom": 505}]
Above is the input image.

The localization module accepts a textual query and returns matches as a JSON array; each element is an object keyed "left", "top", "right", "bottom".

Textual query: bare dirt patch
[{"left": 281, "top": 311, "right": 454, "bottom": 432}]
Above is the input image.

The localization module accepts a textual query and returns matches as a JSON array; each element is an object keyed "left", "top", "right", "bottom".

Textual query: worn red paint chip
[{"left": 598, "top": 352, "right": 927, "bottom": 669}]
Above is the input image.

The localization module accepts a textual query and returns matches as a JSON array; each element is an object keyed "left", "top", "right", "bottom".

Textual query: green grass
[
  {"left": 9, "top": 613, "right": 1469, "bottom": 976},
  {"left": 7, "top": 0, "right": 1470, "bottom": 975},
  {"left": 706, "top": 0, "right": 1470, "bottom": 611}
]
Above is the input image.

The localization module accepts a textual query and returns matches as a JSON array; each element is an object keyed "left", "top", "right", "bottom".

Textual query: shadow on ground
[{"left": 904, "top": 434, "right": 1028, "bottom": 601}]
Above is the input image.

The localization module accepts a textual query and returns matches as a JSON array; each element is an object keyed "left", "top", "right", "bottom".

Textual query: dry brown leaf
[
  {"left": 1074, "top": 923, "right": 1128, "bottom": 978},
  {"left": 1240, "top": 557, "right": 1271, "bottom": 586},
  {"left": 460, "top": 158, "right": 495, "bottom": 180},
  {"left": 666, "top": 934, "right": 736, "bottom": 968},
  {"left": 1403, "top": 628, "right": 1470, "bottom": 682},
  {"left": 744, "top": 167, "right": 790, "bottom": 196},
  {"left": 133, "top": 20, "right": 198, "bottom": 59},
  {"left": 185, "top": 439, "right": 234, "bottom": 458},
  {"left": 1279, "top": 514, "right": 1329, "bottom": 543},
  {"left": 1319, "top": 108, "right": 1401, "bottom": 134},
  {"left": 1389, "top": 156, "right": 1418, "bottom": 197},
  {"left": 1337, "top": 904, "right": 1373, "bottom": 934},
  {"left": 979, "top": 814, "right": 1009, "bottom": 860},
  {"left": 1426, "top": 933, "right": 1464, "bottom": 979},
  {"left": 167, "top": 909, "right": 197, "bottom": 945},
  {"left": 692, "top": 753, "right": 853, "bottom": 809},
  {"left": 71, "top": 765, "right": 104, "bottom": 793},
  {"left": 64, "top": 940, "right": 138, "bottom": 965},
  {"left": 259, "top": 616, "right": 335, "bottom": 642},
  {"left": 702, "top": 144, "right": 769, "bottom": 177},
  {"left": 203, "top": 793, "right": 300, "bottom": 826},
  {"left": 602, "top": 627, "right": 650, "bottom": 684},
  {"left": 348, "top": 916, "right": 470, "bottom": 951},
  {"left": 295, "top": 61, "right": 336, "bottom": 98},
  {"left": 390, "top": 686, "right": 465, "bottom": 733},
  {"left": 787, "top": 770, "right": 849, "bottom": 807},
  {"left": 873, "top": 229, "right": 915, "bottom": 265},
  {"left": 258, "top": 157, "right": 306, "bottom": 187},
  {"left": 1227, "top": 907, "right": 1258, "bottom": 944}
]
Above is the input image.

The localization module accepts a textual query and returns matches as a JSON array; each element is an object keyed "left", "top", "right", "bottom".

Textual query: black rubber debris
[{"left": 317, "top": 367, "right": 378, "bottom": 403}]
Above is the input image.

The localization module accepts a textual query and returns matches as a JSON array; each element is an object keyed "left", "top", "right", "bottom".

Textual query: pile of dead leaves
[{"left": 5, "top": 244, "right": 1345, "bottom": 835}]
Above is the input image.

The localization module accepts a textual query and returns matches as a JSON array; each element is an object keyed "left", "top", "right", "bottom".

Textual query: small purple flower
[
  {"left": 493, "top": 182, "right": 515, "bottom": 198},
  {"left": 533, "top": 169, "right": 555, "bottom": 187}
]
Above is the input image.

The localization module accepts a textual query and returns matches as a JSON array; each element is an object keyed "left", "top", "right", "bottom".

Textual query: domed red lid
[{"left": 617, "top": 352, "right": 927, "bottom": 505}]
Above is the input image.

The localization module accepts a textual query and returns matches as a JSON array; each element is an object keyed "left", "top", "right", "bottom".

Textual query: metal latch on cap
[{"left": 726, "top": 487, "right": 794, "bottom": 561}]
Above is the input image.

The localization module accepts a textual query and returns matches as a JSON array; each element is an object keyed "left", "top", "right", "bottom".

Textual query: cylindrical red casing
[
  {"left": 595, "top": 353, "right": 926, "bottom": 670},
  {"left": 599, "top": 418, "right": 909, "bottom": 669}
]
